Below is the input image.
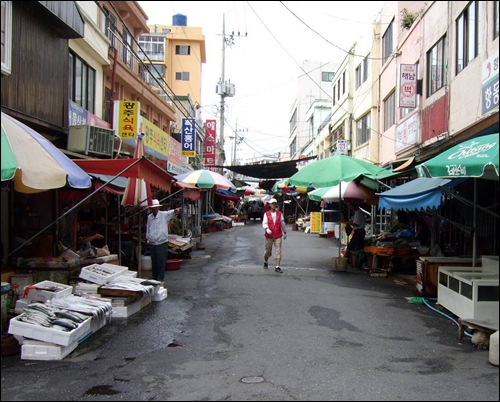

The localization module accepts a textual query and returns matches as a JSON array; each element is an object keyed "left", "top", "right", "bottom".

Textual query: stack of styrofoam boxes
[
  {"left": 8, "top": 280, "right": 91, "bottom": 360},
  {"left": 15, "top": 280, "right": 74, "bottom": 313},
  {"left": 104, "top": 276, "right": 155, "bottom": 318}
]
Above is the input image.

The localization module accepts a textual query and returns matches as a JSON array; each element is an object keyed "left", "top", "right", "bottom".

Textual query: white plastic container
[
  {"left": 490, "top": 331, "right": 499, "bottom": 366},
  {"left": 79, "top": 263, "right": 127, "bottom": 285},
  {"left": 141, "top": 256, "right": 152, "bottom": 271},
  {"left": 21, "top": 340, "right": 78, "bottom": 361},
  {"left": 24, "top": 281, "right": 73, "bottom": 302}
]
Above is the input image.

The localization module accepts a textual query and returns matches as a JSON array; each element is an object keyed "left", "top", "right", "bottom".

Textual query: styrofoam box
[
  {"left": 8, "top": 314, "right": 92, "bottom": 346},
  {"left": 120, "top": 270, "right": 138, "bottom": 278},
  {"left": 21, "top": 339, "right": 78, "bottom": 361},
  {"left": 79, "top": 263, "right": 128, "bottom": 285},
  {"left": 112, "top": 294, "right": 152, "bottom": 318},
  {"left": 14, "top": 298, "right": 31, "bottom": 314},
  {"left": 25, "top": 281, "right": 73, "bottom": 302},
  {"left": 153, "top": 287, "right": 167, "bottom": 302}
]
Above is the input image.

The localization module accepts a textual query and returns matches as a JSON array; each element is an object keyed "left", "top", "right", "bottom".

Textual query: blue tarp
[{"left": 376, "top": 177, "right": 464, "bottom": 210}]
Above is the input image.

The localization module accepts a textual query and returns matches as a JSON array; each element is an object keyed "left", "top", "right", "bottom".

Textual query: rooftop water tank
[{"left": 172, "top": 14, "right": 187, "bottom": 26}]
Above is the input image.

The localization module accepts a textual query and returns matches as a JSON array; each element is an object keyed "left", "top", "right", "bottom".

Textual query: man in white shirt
[
  {"left": 146, "top": 199, "right": 181, "bottom": 282},
  {"left": 262, "top": 198, "right": 287, "bottom": 273}
]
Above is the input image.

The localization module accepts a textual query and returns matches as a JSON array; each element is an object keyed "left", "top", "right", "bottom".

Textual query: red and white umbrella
[{"left": 121, "top": 135, "right": 152, "bottom": 208}]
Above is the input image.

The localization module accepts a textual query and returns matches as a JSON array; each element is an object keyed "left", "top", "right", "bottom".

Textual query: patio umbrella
[
  {"left": 416, "top": 133, "right": 499, "bottom": 267},
  {"left": 174, "top": 169, "right": 237, "bottom": 191},
  {"left": 121, "top": 135, "right": 153, "bottom": 277},
  {"left": 1, "top": 111, "right": 91, "bottom": 193},
  {"left": 288, "top": 154, "right": 393, "bottom": 189}
]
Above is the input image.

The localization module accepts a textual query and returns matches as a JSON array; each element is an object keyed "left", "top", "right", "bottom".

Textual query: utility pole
[
  {"left": 231, "top": 119, "right": 247, "bottom": 179},
  {"left": 215, "top": 14, "right": 246, "bottom": 174}
]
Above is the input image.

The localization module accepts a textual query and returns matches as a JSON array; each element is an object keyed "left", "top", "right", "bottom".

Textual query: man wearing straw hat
[{"left": 146, "top": 199, "right": 181, "bottom": 283}]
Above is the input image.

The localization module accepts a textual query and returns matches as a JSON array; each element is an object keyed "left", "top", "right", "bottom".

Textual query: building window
[
  {"left": 363, "top": 55, "right": 370, "bottom": 83},
  {"left": 322, "top": 71, "right": 334, "bottom": 82},
  {"left": 175, "top": 72, "right": 190, "bottom": 81},
  {"left": 289, "top": 108, "right": 297, "bottom": 134},
  {"left": 103, "top": 7, "right": 116, "bottom": 47},
  {"left": 138, "top": 36, "right": 165, "bottom": 61},
  {"left": 69, "top": 52, "right": 96, "bottom": 113},
  {"left": 495, "top": 1, "right": 499, "bottom": 39},
  {"left": 427, "top": 35, "right": 447, "bottom": 96},
  {"left": 383, "top": 19, "right": 394, "bottom": 64},
  {"left": 342, "top": 71, "right": 346, "bottom": 94},
  {"left": 122, "top": 28, "right": 132, "bottom": 67},
  {"left": 337, "top": 78, "right": 341, "bottom": 100},
  {"left": 384, "top": 91, "right": 395, "bottom": 130},
  {"left": 456, "top": 1, "right": 480, "bottom": 75},
  {"left": 332, "top": 85, "right": 336, "bottom": 106},
  {"left": 355, "top": 65, "right": 362, "bottom": 89},
  {"left": 148, "top": 64, "right": 165, "bottom": 86},
  {"left": 175, "top": 45, "right": 190, "bottom": 55},
  {"left": 103, "top": 88, "right": 111, "bottom": 123},
  {"left": 1, "top": 0, "right": 12, "bottom": 75},
  {"left": 356, "top": 113, "right": 371, "bottom": 146}
]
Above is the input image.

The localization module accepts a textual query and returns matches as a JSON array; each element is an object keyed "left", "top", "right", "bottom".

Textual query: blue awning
[{"left": 376, "top": 177, "right": 464, "bottom": 210}]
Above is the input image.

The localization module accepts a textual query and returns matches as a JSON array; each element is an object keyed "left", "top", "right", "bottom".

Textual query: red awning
[{"left": 73, "top": 157, "right": 174, "bottom": 193}]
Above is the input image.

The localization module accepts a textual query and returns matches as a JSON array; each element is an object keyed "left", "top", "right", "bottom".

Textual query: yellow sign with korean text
[
  {"left": 115, "top": 101, "right": 139, "bottom": 139},
  {"left": 310, "top": 212, "right": 322, "bottom": 234},
  {"left": 142, "top": 118, "right": 168, "bottom": 159}
]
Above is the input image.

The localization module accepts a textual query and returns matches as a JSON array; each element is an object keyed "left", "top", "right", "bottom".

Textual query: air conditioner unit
[{"left": 68, "top": 125, "right": 115, "bottom": 157}]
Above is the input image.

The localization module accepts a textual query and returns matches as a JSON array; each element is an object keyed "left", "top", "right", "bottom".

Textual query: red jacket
[{"left": 264, "top": 210, "right": 284, "bottom": 239}]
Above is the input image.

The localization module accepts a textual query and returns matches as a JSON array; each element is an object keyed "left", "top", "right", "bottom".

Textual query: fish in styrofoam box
[
  {"left": 79, "top": 263, "right": 128, "bottom": 285},
  {"left": 8, "top": 313, "right": 92, "bottom": 346},
  {"left": 23, "top": 281, "right": 73, "bottom": 302}
]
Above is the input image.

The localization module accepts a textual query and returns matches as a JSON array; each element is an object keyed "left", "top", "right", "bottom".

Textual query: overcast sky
[{"left": 138, "top": 1, "right": 385, "bottom": 162}]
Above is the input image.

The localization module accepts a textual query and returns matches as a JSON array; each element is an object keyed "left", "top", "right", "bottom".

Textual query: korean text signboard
[
  {"left": 482, "top": 52, "right": 499, "bottom": 115},
  {"left": 399, "top": 64, "right": 417, "bottom": 108},
  {"left": 205, "top": 119, "right": 217, "bottom": 167},
  {"left": 143, "top": 118, "right": 168, "bottom": 159},
  {"left": 181, "top": 118, "right": 196, "bottom": 157},
  {"left": 115, "top": 101, "right": 139, "bottom": 139}
]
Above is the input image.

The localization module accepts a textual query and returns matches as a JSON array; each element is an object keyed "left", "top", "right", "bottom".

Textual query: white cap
[{"left": 269, "top": 198, "right": 277, "bottom": 204}]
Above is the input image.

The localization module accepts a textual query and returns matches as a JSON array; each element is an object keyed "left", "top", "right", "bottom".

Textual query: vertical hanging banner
[
  {"left": 114, "top": 100, "right": 139, "bottom": 139},
  {"left": 205, "top": 119, "right": 217, "bottom": 167},
  {"left": 181, "top": 118, "right": 196, "bottom": 157},
  {"left": 399, "top": 64, "right": 417, "bottom": 108}
]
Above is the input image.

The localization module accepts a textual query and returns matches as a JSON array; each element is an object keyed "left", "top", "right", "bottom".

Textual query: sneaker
[
  {"left": 275, "top": 267, "right": 283, "bottom": 273},
  {"left": 263, "top": 262, "right": 268, "bottom": 269}
]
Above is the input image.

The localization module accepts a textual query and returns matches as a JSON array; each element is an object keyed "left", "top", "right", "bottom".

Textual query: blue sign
[{"left": 181, "top": 118, "right": 196, "bottom": 156}]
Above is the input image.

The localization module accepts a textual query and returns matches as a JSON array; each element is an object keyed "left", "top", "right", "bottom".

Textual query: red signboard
[{"left": 205, "top": 119, "right": 217, "bottom": 167}]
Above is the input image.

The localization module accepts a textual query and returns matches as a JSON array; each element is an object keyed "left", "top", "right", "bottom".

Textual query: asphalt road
[{"left": 1, "top": 221, "right": 498, "bottom": 401}]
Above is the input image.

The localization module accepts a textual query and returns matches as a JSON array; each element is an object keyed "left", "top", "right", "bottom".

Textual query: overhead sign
[
  {"left": 205, "top": 119, "right": 217, "bottom": 167},
  {"left": 481, "top": 51, "right": 499, "bottom": 115},
  {"left": 399, "top": 64, "right": 417, "bottom": 108},
  {"left": 114, "top": 100, "right": 139, "bottom": 139},
  {"left": 181, "top": 118, "right": 196, "bottom": 157},
  {"left": 142, "top": 118, "right": 168, "bottom": 159}
]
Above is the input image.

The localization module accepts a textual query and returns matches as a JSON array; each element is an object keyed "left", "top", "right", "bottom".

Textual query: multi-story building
[
  {"left": 139, "top": 15, "right": 206, "bottom": 170},
  {"left": 288, "top": 61, "right": 337, "bottom": 160}
]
